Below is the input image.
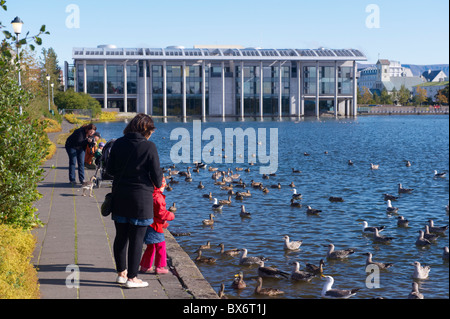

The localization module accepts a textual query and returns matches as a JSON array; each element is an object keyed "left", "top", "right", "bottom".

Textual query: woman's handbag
[{"left": 101, "top": 192, "right": 113, "bottom": 216}]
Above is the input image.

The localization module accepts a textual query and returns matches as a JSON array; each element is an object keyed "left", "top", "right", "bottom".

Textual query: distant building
[
  {"left": 420, "top": 70, "right": 448, "bottom": 83},
  {"left": 412, "top": 81, "right": 449, "bottom": 101}
]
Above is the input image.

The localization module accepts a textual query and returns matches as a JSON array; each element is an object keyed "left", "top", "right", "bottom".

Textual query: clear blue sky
[{"left": 3, "top": 0, "right": 449, "bottom": 66}]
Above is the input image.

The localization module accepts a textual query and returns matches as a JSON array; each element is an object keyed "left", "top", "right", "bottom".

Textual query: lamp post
[
  {"left": 11, "top": 16, "right": 24, "bottom": 115},
  {"left": 46, "top": 74, "right": 51, "bottom": 112}
]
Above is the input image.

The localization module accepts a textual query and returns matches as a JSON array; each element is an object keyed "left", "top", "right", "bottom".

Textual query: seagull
[
  {"left": 370, "top": 163, "right": 379, "bottom": 170},
  {"left": 211, "top": 198, "right": 223, "bottom": 211},
  {"left": 239, "top": 248, "right": 268, "bottom": 266},
  {"left": 383, "top": 193, "right": 399, "bottom": 201},
  {"left": 412, "top": 261, "right": 430, "bottom": 280},
  {"left": 360, "top": 221, "right": 385, "bottom": 235},
  {"left": 443, "top": 247, "right": 449, "bottom": 261},
  {"left": 320, "top": 275, "right": 360, "bottom": 299},
  {"left": 239, "top": 205, "right": 251, "bottom": 218},
  {"left": 386, "top": 200, "right": 399, "bottom": 214},
  {"left": 348, "top": 160, "right": 354, "bottom": 166},
  {"left": 290, "top": 262, "right": 315, "bottom": 282},
  {"left": 423, "top": 225, "right": 439, "bottom": 242},
  {"left": 217, "top": 243, "right": 240, "bottom": 257},
  {"left": 292, "top": 189, "right": 302, "bottom": 200},
  {"left": 283, "top": 235, "right": 302, "bottom": 250},
  {"left": 408, "top": 282, "right": 424, "bottom": 299},
  {"left": 415, "top": 230, "right": 432, "bottom": 247},
  {"left": 428, "top": 219, "right": 448, "bottom": 235},
  {"left": 397, "top": 216, "right": 409, "bottom": 227},
  {"left": 306, "top": 205, "right": 322, "bottom": 215},
  {"left": 398, "top": 183, "right": 413, "bottom": 194},
  {"left": 231, "top": 272, "right": 246, "bottom": 289},
  {"left": 372, "top": 228, "right": 394, "bottom": 243},
  {"left": 324, "top": 243, "right": 354, "bottom": 259},
  {"left": 253, "top": 277, "right": 284, "bottom": 296},
  {"left": 434, "top": 170, "right": 446, "bottom": 178},
  {"left": 363, "top": 252, "right": 394, "bottom": 269},
  {"left": 257, "top": 261, "right": 290, "bottom": 279}
]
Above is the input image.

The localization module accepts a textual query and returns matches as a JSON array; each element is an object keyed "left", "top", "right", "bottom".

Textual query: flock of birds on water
[{"left": 161, "top": 153, "right": 449, "bottom": 299}]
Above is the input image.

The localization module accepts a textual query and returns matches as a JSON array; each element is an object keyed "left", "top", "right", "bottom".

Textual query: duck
[
  {"left": 235, "top": 192, "right": 244, "bottom": 200},
  {"left": 292, "top": 168, "right": 301, "bottom": 173},
  {"left": 199, "top": 241, "right": 211, "bottom": 250},
  {"left": 239, "top": 205, "right": 251, "bottom": 218},
  {"left": 219, "top": 195, "right": 232, "bottom": 205},
  {"left": 360, "top": 221, "right": 385, "bottom": 235},
  {"left": 194, "top": 249, "right": 216, "bottom": 264},
  {"left": 405, "top": 160, "right": 412, "bottom": 167},
  {"left": 398, "top": 183, "right": 414, "bottom": 194},
  {"left": 220, "top": 184, "right": 234, "bottom": 191},
  {"left": 292, "top": 189, "right": 302, "bottom": 200},
  {"left": 412, "top": 261, "right": 430, "bottom": 279},
  {"left": 305, "top": 259, "right": 325, "bottom": 275},
  {"left": 197, "top": 181, "right": 205, "bottom": 189},
  {"left": 168, "top": 202, "right": 177, "bottom": 212},
  {"left": 408, "top": 282, "right": 424, "bottom": 299},
  {"left": 270, "top": 183, "right": 282, "bottom": 189},
  {"left": 370, "top": 163, "right": 379, "bottom": 170},
  {"left": 363, "top": 252, "right": 394, "bottom": 269},
  {"left": 184, "top": 173, "right": 193, "bottom": 182},
  {"left": 434, "top": 170, "right": 446, "bottom": 178},
  {"left": 324, "top": 243, "right": 354, "bottom": 259},
  {"left": 397, "top": 216, "right": 409, "bottom": 227},
  {"left": 372, "top": 228, "right": 394, "bottom": 243},
  {"left": 262, "top": 187, "right": 270, "bottom": 194},
  {"left": 217, "top": 283, "right": 227, "bottom": 299},
  {"left": 283, "top": 235, "right": 302, "bottom": 250},
  {"left": 329, "top": 196, "right": 344, "bottom": 202},
  {"left": 290, "top": 261, "right": 315, "bottom": 282},
  {"left": 428, "top": 219, "right": 448, "bottom": 235},
  {"left": 168, "top": 176, "right": 179, "bottom": 184},
  {"left": 386, "top": 200, "right": 399, "bottom": 214},
  {"left": 202, "top": 214, "right": 215, "bottom": 226},
  {"left": 257, "top": 261, "right": 289, "bottom": 279},
  {"left": 415, "top": 230, "right": 432, "bottom": 247},
  {"left": 290, "top": 199, "right": 302, "bottom": 208},
  {"left": 240, "top": 190, "right": 252, "bottom": 197},
  {"left": 178, "top": 167, "right": 191, "bottom": 177},
  {"left": 306, "top": 205, "right": 321, "bottom": 215},
  {"left": 239, "top": 248, "right": 267, "bottom": 266},
  {"left": 289, "top": 181, "right": 296, "bottom": 188},
  {"left": 383, "top": 193, "right": 398, "bottom": 201},
  {"left": 442, "top": 247, "right": 449, "bottom": 261},
  {"left": 253, "top": 277, "right": 284, "bottom": 296},
  {"left": 211, "top": 198, "right": 223, "bottom": 211},
  {"left": 347, "top": 160, "right": 354, "bottom": 166},
  {"left": 304, "top": 152, "right": 310, "bottom": 156},
  {"left": 251, "top": 180, "right": 262, "bottom": 188},
  {"left": 320, "top": 275, "right": 360, "bottom": 299},
  {"left": 165, "top": 184, "right": 173, "bottom": 191},
  {"left": 231, "top": 272, "right": 246, "bottom": 289},
  {"left": 217, "top": 243, "right": 240, "bottom": 257},
  {"left": 202, "top": 192, "right": 213, "bottom": 199},
  {"left": 423, "top": 225, "right": 439, "bottom": 242}
]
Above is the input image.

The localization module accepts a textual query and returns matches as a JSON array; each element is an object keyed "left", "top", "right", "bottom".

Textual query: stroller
[{"left": 94, "top": 139, "right": 116, "bottom": 188}]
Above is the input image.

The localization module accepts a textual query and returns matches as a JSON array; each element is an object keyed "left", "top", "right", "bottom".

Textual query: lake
[{"left": 95, "top": 115, "right": 449, "bottom": 299}]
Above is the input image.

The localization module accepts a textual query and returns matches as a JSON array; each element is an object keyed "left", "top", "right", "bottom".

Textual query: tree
[
  {"left": 391, "top": 87, "right": 399, "bottom": 105},
  {"left": 359, "top": 86, "right": 373, "bottom": 104},
  {"left": 54, "top": 89, "right": 102, "bottom": 117},
  {"left": 380, "top": 88, "right": 392, "bottom": 105},
  {"left": 435, "top": 84, "right": 449, "bottom": 105},
  {"left": 41, "top": 47, "right": 61, "bottom": 91},
  {"left": 414, "top": 86, "right": 427, "bottom": 106},
  {"left": 398, "top": 85, "right": 410, "bottom": 106}
]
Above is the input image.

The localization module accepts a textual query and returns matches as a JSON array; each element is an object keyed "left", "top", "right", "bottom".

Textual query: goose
[
  {"left": 199, "top": 241, "right": 211, "bottom": 250},
  {"left": 320, "top": 275, "right": 360, "bottom": 299},
  {"left": 386, "top": 200, "right": 399, "bottom": 214},
  {"left": 253, "top": 277, "right": 284, "bottom": 296},
  {"left": 292, "top": 168, "right": 301, "bottom": 173},
  {"left": 290, "top": 261, "right": 315, "bottom": 282},
  {"left": 270, "top": 183, "right": 282, "bottom": 189},
  {"left": 428, "top": 219, "right": 448, "bottom": 235},
  {"left": 398, "top": 183, "right": 413, "bottom": 194},
  {"left": 363, "top": 252, "right": 394, "bottom": 269},
  {"left": 397, "top": 216, "right": 409, "bottom": 227},
  {"left": 372, "top": 228, "right": 394, "bottom": 243},
  {"left": 197, "top": 181, "right": 205, "bottom": 189},
  {"left": 202, "top": 192, "right": 212, "bottom": 199},
  {"left": 443, "top": 247, "right": 449, "bottom": 261},
  {"left": 239, "top": 248, "right": 267, "bottom": 266},
  {"left": 292, "top": 189, "right": 302, "bottom": 200},
  {"left": 218, "top": 283, "right": 227, "bottom": 299},
  {"left": 290, "top": 199, "right": 302, "bottom": 207},
  {"left": 306, "top": 205, "right": 321, "bottom": 215},
  {"left": 231, "top": 272, "right": 246, "bottom": 289},
  {"left": 211, "top": 198, "right": 223, "bottom": 211},
  {"left": 202, "top": 214, "right": 215, "bottom": 226},
  {"left": 324, "top": 244, "right": 354, "bottom": 259},
  {"left": 360, "top": 221, "right": 385, "bottom": 235},
  {"left": 423, "top": 225, "right": 439, "bottom": 242},
  {"left": 415, "top": 230, "right": 432, "bottom": 247},
  {"left": 194, "top": 249, "right": 216, "bottom": 264},
  {"left": 219, "top": 195, "right": 232, "bottom": 205},
  {"left": 257, "top": 261, "right": 289, "bottom": 279},
  {"left": 329, "top": 196, "right": 344, "bottom": 202},
  {"left": 305, "top": 259, "right": 325, "bottom": 275},
  {"left": 168, "top": 202, "right": 177, "bottom": 212},
  {"left": 239, "top": 205, "right": 251, "bottom": 218},
  {"left": 370, "top": 163, "right": 379, "bottom": 170},
  {"left": 408, "top": 282, "right": 424, "bottom": 299},
  {"left": 434, "top": 170, "right": 446, "bottom": 178},
  {"left": 217, "top": 243, "right": 240, "bottom": 257},
  {"left": 383, "top": 193, "right": 398, "bottom": 201},
  {"left": 283, "top": 235, "right": 302, "bottom": 250},
  {"left": 412, "top": 261, "right": 430, "bottom": 280},
  {"left": 195, "top": 162, "right": 207, "bottom": 169}
]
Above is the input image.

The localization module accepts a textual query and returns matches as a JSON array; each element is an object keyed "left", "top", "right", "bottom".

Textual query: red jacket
[{"left": 151, "top": 189, "right": 175, "bottom": 233}]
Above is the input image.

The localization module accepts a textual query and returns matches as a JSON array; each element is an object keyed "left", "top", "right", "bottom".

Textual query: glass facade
[
  {"left": 303, "top": 66, "right": 316, "bottom": 95},
  {"left": 127, "top": 65, "right": 138, "bottom": 94},
  {"left": 86, "top": 64, "right": 104, "bottom": 94},
  {"left": 319, "top": 66, "right": 335, "bottom": 95},
  {"left": 107, "top": 65, "right": 124, "bottom": 94},
  {"left": 152, "top": 65, "right": 163, "bottom": 116},
  {"left": 338, "top": 67, "right": 353, "bottom": 94}
]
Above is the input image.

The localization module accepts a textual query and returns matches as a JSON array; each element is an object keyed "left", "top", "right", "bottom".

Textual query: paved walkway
[{"left": 32, "top": 120, "right": 218, "bottom": 299}]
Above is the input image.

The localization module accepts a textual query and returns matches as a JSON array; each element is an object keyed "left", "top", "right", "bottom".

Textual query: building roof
[
  {"left": 382, "top": 77, "right": 424, "bottom": 91},
  {"left": 377, "top": 59, "right": 390, "bottom": 65},
  {"left": 421, "top": 70, "right": 445, "bottom": 82}
]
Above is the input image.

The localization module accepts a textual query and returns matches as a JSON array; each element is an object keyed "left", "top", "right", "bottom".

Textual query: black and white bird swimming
[
  {"left": 211, "top": 198, "right": 223, "bottom": 211},
  {"left": 292, "top": 189, "right": 302, "bottom": 200},
  {"left": 239, "top": 248, "right": 268, "bottom": 266},
  {"left": 320, "top": 275, "right": 360, "bottom": 299},
  {"left": 324, "top": 243, "right": 354, "bottom": 259},
  {"left": 397, "top": 216, "right": 409, "bottom": 227},
  {"left": 257, "top": 261, "right": 290, "bottom": 279},
  {"left": 386, "top": 200, "right": 399, "bottom": 214},
  {"left": 306, "top": 206, "right": 322, "bottom": 215},
  {"left": 289, "top": 261, "right": 315, "bottom": 282},
  {"left": 434, "top": 170, "right": 446, "bottom": 178},
  {"left": 360, "top": 221, "right": 385, "bottom": 235},
  {"left": 398, "top": 183, "right": 414, "bottom": 194}
]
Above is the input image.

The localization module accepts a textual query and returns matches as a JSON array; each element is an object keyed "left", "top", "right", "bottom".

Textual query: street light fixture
[
  {"left": 46, "top": 74, "right": 51, "bottom": 112},
  {"left": 51, "top": 83, "right": 54, "bottom": 108},
  {"left": 11, "top": 16, "right": 24, "bottom": 115}
]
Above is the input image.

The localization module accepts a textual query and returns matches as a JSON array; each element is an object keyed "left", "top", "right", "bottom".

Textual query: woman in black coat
[
  {"left": 65, "top": 123, "right": 97, "bottom": 184},
  {"left": 106, "top": 113, "right": 164, "bottom": 288}
]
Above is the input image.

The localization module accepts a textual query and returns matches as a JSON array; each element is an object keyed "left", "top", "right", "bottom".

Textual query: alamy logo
[{"left": 170, "top": 121, "right": 279, "bottom": 174}]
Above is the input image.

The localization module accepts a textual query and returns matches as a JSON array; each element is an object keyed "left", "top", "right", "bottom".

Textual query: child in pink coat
[{"left": 139, "top": 178, "right": 175, "bottom": 274}]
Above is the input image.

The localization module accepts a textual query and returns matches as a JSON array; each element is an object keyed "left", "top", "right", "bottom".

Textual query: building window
[
  {"left": 76, "top": 64, "right": 84, "bottom": 92},
  {"left": 303, "top": 66, "right": 316, "bottom": 95},
  {"left": 338, "top": 67, "right": 352, "bottom": 94},
  {"left": 127, "top": 65, "right": 138, "bottom": 94},
  {"left": 319, "top": 66, "right": 335, "bottom": 95},
  {"left": 107, "top": 65, "right": 124, "bottom": 94},
  {"left": 86, "top": 64, "right": 104, "bottom": 94}
]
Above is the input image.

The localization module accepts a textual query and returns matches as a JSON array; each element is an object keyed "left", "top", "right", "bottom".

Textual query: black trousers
[{"left": 113, "top": 222, "right": 147, "bottom": 279}]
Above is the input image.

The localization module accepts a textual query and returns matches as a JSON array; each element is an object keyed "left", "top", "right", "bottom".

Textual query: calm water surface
[{"left": 96, "top": 115, "right": 449, "bottom": 299}]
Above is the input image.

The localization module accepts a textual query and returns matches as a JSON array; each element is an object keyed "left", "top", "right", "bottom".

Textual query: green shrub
[{"left": 55, "top": 89, "right": 102, "bottom": 117}]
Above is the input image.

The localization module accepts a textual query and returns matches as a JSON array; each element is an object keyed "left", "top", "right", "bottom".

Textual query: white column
[
  {"left": 297, "top": 61, "right": 301, "bottom": 118},
  {"left": 259, "top": 61, "right": 263, "bottom": 119},
  {"left": 104, "top": 61, "right": 108, "bottom": 109},
  {"left": 334, "top": 61, "right": 338, "bottom": 118},
  {"left": 222, "top": 61, "right": 225, "bottom": 119},
  {"left": 240, "top": 61, "right": 244, "bottom": 119},
  {"left": 353, "top": 60, "right": 358, "bottom": 117},
  {"left": 300, "top": 63, "right": 304, "bottom": 116},
  {"left": 278, "top": 61, "right": 282, "bottom": 119},
  {"left": 163, "top": 61, "right": 167, "bottom": 117},
  {"left": 315, "top": 61, "right": 320, "bottom": 117},
  {"left": 83, "top": 60, "right": 87, "bottom": 94},
  {"left": 123, "top": 62, "right": 128, "bottom": 113},
  {"left": 143, "top": 60, "right": 148, "bottom": 114},
  {"left": 202, "top": 61, "right": 206, "bottom": 120},
  {"left": 182, "top": 61, "right": 187, "bottom": 118}
]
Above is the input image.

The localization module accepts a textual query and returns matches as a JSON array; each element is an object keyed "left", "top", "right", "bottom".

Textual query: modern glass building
[{"left": 67, "top": 45, "right": 366, "bottom": 118}]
